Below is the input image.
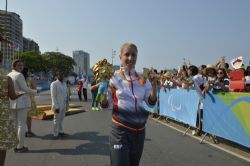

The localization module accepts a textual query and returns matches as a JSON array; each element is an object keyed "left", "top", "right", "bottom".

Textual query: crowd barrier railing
[
  {"left": 145, "top": 89, "right": 250, "bottom": 148},
  {"left": 159, "top": 89, "right": 199, "bottom": 128},
  {"left": 203, "top": 92, "right": 250, "bottom": 148}
]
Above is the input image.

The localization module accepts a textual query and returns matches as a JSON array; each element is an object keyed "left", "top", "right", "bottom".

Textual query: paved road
[{"left": 4, "top": 88, "right": 249, "bottom": 166}]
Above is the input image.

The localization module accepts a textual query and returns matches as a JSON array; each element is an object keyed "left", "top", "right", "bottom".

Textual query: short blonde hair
[{"left": 120, "top": 42, "right": 138, "bottom": 54}]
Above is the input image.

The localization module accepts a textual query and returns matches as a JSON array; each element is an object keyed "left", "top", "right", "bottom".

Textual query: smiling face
[{"left": 119, "top": 43, "right": 138, "bottom": 69}]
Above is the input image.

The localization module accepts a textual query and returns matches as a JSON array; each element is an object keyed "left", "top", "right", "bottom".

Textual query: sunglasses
[{"left": 217, "top": 72, "right": 224, "bottom": 75}]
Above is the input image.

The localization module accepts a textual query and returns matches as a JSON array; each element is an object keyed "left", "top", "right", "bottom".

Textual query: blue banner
[
  {"left": 159, "top": 89, "right": 199, "bottom": 127},
  {"left": 203, "top": 92, "right": 250, "bottom": 148}
]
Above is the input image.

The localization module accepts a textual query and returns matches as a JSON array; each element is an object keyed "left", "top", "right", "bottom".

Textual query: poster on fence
[
  {"left": 159, "top": 89, "right": 199, "bottom": 127},
  {"left": 203, "top": 92, "right": 250, "bottom": 148}
]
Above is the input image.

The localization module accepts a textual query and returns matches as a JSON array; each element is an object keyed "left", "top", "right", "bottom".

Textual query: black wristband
[{"left": 148, "top": 96, "right": 157, "bottom": 106}]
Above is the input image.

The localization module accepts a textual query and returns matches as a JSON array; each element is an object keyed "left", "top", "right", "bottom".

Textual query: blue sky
[{"left": 1, "top": 0, "right": 250, "bottom": 71}]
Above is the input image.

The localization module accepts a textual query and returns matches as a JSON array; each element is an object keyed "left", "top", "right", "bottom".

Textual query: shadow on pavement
[
  {"left": 35, "top": 131, "right": 107, "bottom": 140},
  {"left": 145, "top": 138, "right": 152, "bottom": 141},
  {"left": 27, "top": 131, "right": 110, "bottom": 156}
]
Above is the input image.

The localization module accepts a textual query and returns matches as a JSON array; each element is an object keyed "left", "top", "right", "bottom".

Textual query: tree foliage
[
  {"left": 17, "top": 50, "right": 46, "bottom": 73},
  {"left": 42, "top": 52, "right": 76, "bottom": 76},
  {"left": 16, "top": 51, "right": 75, "bottom": 77}
]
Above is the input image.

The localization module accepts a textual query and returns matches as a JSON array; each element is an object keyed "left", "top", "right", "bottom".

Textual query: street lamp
[
  {"left": 111, "top": 49, "right": 116, "bottom": 65},
  {"left": 5, "top": 0, "right": 9, "bottom": 69},
  {"left": 6, "top": 0, "right": 8, "bottom": 14}
]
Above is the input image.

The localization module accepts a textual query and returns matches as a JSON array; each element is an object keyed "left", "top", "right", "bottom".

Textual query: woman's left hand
[
  {"left": 148, "top": 71, "right": 158, "bottom": 104},
  {"left": 148, "top": 71, "right": 158, "bottom": 87}
]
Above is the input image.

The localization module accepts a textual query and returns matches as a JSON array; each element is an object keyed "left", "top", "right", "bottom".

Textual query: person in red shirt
[{"left": 77, "top": 80, "right": 83, "bottom": 101}]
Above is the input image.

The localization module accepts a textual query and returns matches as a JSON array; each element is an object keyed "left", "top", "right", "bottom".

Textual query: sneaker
[
  {"left": 191, "top": 130, "right": 196, "bottom": 136},
  {"left": 59, "top": 132, "right": 68, "bottom": 136},
  {"left": 25, "top": 131, "right": 36, "bottom": 137},
  {"left": 14, "top": 146, "right": 28, "bottom": 153},
  {"left": 91, "top": 107, "right": 95, "bottom": 111},
  {"left": 95, "top": 107, "right": 100, "bottom": 111},
  {"left": 52, "top": 133, "right": 60, "bottom": 139},
  {"left": 192, "top": 130, "right": 202, "bottom": 136}
]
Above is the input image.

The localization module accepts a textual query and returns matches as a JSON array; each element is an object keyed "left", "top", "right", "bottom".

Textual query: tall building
[
  {"left": 23, "top": 37, "right": 40, "bottom": 53},
  {"left": 0, "top": 10, "right": 23, "bottom": 68},
  {"left": 73, "top": 50, "right": 90, "bottom": 77}
]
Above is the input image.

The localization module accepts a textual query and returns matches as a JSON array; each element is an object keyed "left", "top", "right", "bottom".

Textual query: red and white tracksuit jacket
[{"left": 109, "top": 68, "right": 156, "bottom": 131}]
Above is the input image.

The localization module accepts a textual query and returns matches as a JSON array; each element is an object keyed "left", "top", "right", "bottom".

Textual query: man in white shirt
[
  {"left": 8, "top": 60, "right": 38, "bottom": 153},
  {"left": 50, "top": 71, "right": 69, "bottom": 138}
]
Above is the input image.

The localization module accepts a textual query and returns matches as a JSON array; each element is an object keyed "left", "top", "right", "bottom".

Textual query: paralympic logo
[{"left": 168, "top": 94, "right": 182, "bottom": 112}]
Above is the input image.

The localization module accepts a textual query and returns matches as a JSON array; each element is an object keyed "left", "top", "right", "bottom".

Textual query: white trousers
[
  {"left": 53, "top": 108, "right": 66, "bottom": 136},
  {"left": 16, "top": 108, "right": 28, "bottom": 149}
]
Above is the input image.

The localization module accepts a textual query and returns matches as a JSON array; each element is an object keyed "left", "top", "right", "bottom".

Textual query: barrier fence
[
  {"left": 146, "top": 89, "right": 250, "bottom": 148},
  {"left": 203, "top": 92, "right": 250, "bottom": 148},
  {"left": 159, "top": 89, "right": 199, "bottom": 127}
]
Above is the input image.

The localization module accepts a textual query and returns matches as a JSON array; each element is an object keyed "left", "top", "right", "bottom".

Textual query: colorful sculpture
[{"left": 90, "top": 59, "right": 114, "bottom": 106}]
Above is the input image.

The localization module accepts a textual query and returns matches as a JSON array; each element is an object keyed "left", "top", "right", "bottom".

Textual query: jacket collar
[{"left": 120, "top": 67, "right": 136, "bottom": 76}]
